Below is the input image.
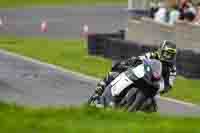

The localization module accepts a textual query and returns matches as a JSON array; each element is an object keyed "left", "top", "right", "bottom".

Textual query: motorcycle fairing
[{"left": 110, "top": 73, "right": 133, "bottom": 96}]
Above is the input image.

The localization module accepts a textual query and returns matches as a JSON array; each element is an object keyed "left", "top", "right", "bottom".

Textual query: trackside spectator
[
  {"left": 154, "top": 2, "right": 168, "bottom": 24},
  {"left": 149, "top": 2, "right": 159, "bottom": 18},
  {"left": 168, "top": 5, "right": 180, "bottom": 25},
  {"left": 193, "top": 2, "right": 200, "bottom": 25},
  {"left": 179, "top": 0, "right": 196, "bottom": 21}
]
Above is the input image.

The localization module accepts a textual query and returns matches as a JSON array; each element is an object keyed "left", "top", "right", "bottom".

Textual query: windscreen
[
  {"left": 149, "top": 59, "right": 162, "bottom": 80},
  {"left": 143, "top": 59, "right": 162, "bottom": 80}
]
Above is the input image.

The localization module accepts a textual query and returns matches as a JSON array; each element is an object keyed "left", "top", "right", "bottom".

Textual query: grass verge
[
  {"left": 0, "top": 37, "right": 199, "bottom": 105},
  {"left": 0, "top": 0, "right": 126, "bottom": 8},
  {"left": 0, "top": 102, "right": 199, "bottom": 132}
]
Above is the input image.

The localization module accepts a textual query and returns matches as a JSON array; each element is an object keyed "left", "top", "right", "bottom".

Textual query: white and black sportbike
[{"left": 88, "top": 58, "right": 164, "bottom": 112}]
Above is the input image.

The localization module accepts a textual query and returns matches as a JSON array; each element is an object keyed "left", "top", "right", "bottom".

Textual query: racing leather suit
[
  {"left": 138, "top": 51, "right": 176, "bottom": 93},
  {"left": 98, "top": 51, "right": 176, "bottom": 94},
  {"left": 96, "top": 51, "right": 176, "bottom": 112}
]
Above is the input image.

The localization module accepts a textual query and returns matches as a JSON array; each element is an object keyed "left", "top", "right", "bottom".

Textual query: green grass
[
  {"left": 0, "top": 0, "right": 126, "bottom": 8},
  {"left": 0, "top": 102, "right": 199, "bottom": 133},
  {"left": 0, "top": 37, "right": 199, "bottom": 105},
  {"left": 0, "top": 37, "right": 111, "bottom": 78},
  {"left": 166, "top": 77, "right": 200, "bottom": 104}
]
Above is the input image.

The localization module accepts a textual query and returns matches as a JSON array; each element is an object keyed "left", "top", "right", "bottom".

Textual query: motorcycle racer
[{"left": 95, "top": 40, "right": 177, "bottom": 98}]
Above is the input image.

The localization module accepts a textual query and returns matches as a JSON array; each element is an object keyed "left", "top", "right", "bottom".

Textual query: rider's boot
[
  {"left": 95, "top": 80, "right": 106, "bottom": 96},
  {"left": 95, "top": 72, "right": 120, "bottom": 96},
  {"left": 94, "top": 72, "right": 114, "bottom": 95}
]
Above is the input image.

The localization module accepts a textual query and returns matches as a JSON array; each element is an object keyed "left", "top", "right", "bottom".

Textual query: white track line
[
  {"left": 156, "top": 95, "right": 198, "bottom": 108},
  {"left": 0, "top": 49, "right": 99, "bottom": 82},
  {"left": 0, "top": 49, "right": 198, "bottom": 108}
]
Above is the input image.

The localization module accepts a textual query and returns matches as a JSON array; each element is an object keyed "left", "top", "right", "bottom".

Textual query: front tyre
[
  {"left": 127, "top": 90, "right": 146, "bottom": 112},
  {"left": 140, "top": 98, "right": 158, "bottom": 113},
  {"left": 118, "top": 87, "right": 137, "bottom": 110}
]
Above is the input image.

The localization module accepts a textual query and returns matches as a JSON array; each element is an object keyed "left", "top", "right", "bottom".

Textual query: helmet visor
[{"left": 161, "top": 50, "right": 176, "bottom": 60}]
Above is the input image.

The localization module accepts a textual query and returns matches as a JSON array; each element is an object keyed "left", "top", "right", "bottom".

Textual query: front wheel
[
  {"left": 140, "top": 98, "right": 158, "bottom": 113},
  {"left": 127, "top": 90, "right": 146, "bottom": 112},
  {"left": 118, "top": 87, "right": 138, "bottom": 110}
]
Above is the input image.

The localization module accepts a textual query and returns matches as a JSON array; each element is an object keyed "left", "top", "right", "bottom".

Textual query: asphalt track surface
[
  {"left": 0, "top": 50, "right": 200, "bottom": 117},
  {"left": 0, "top": 6, "right": 199, "bottom": 117},
  {"left": 0, "top": 6, "right": 128, "bottom": 38}
]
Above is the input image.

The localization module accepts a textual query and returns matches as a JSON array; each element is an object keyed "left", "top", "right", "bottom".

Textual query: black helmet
[{"left": 159, "top": 40, "right": 177, "bottom": 63}]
